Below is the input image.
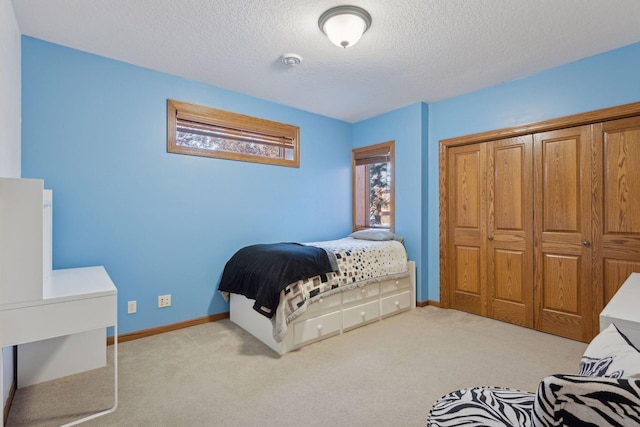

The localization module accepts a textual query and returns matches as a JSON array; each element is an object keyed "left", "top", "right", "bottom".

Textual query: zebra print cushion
[
  {"left": 532, "top": 374, "right": 640, "bottom": 427},
  {"left": 427, "top": 386, "right": 535, "bottom": 426},
  {"left": 427, "top": 375, "right": 640, "bottom": 427}
]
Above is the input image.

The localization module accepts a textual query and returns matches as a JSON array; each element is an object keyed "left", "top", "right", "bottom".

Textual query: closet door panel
[
  {"left": 604, "top": 124, "right": 640, "bottom": 232},
  {"left": 448, "top": 144, "right": 487, "bottom": 316},
  {"left": 542, "top": 139, "right": 579, "bottom": 231},
  {"left": 454, "top": 246, "right": 481, "bottom": 294},
  {"left": 543, "top": 254, "right": 579, "bottom": 314},
  {"left": 593, "top": 117, "right": 640, "bottom": 324},
  {"left": 603, "top": 260, "right": 640, "bottom": 302},
  {"left": 487, "top": 136, "right": 534, "bottom": 327},
  {"left": 494, "top": 250, "right": 524, "bottom": 302},
  {"left": 534, "top": 126, "right": 592, "bottom": 341}
]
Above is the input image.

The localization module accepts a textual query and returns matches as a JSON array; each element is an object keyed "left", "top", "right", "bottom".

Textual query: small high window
[
  {"left": 167, "top": 99, "right": 299, "bottom": 167},
  {"left": 352, "top": 141, "right": 395, "bottom": 231}
]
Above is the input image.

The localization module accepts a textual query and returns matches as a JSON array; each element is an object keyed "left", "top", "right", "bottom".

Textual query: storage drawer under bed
[
  {"left": 380, "top": 277, "right": 410, "bottom": 295},
  {"left": 381, "top": 290, "right": 411, "bottom": 317},
  {"left": 342, "top": 284, "right": 379, "bottom": 305},
  {"left": 305, "top": 292, "right": 342, "bottom": 315},
  {"left": 292, "top": 310, "right": 341, "bottom": 346},
  {"left": 343, "top": 299, "right": 380, "bottom": 331}
]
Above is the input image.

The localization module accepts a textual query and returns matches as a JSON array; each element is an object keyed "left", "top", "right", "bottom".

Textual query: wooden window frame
[
  {"left": 167, "top": 99, "right": 300, "bottom": 167},
  {"left": 352, "top": 141, "right": 395, "bottom": 232}
]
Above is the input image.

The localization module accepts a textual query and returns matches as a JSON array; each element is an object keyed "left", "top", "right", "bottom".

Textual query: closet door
[
  {"left": 534, "top": 125, "right": 593, "bottom": 341},
  {"left": 487, "top": 136, "right": 534, "bottom": 327},
  {"left": 593, "top": 117, "right": 640, "bottom": 323},
  {"left": 448, "top": 143, "right": 487, "bottom": 316}
]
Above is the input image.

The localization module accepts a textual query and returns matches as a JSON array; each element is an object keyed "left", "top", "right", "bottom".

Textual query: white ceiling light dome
[{"left": 318, "top": 5, "right": 372, "bottom": 49}]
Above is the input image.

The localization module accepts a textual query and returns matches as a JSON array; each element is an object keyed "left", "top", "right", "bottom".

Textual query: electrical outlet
[
  {"left": 127, "top": 300, "right": 137, "bottom": 314},
  {"left": 158, "top": 294, "right": 171, "bottom": 308}
]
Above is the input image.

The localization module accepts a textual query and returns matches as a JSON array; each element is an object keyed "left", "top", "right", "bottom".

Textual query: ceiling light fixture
[{"left": 318, "top": 5, "right": 372, "bottom": 49}]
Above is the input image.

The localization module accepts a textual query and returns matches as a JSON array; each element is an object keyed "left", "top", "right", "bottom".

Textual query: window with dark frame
[
  {"left": 167, "top": 99, "right": 300, "bottom": 167},
  {"left": 352, "top": 141, "right": 395, "bottom": 231}
]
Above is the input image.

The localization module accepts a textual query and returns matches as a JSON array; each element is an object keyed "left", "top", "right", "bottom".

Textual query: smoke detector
[{"left": 281, "top": 53, "right": 302, "bottom": 66}]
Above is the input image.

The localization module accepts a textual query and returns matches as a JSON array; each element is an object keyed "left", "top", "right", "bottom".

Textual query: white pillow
[
  {"left": 578, "top": 324, "right": 640, "bottom": 379},
  {"left": 348, "top": 229, "right": 404, "bottom": 243}
]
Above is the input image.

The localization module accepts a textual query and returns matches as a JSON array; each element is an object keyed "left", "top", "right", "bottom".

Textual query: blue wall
[
  {"left": 21, "top": 35, "right": 640, "bottom": 331},
  {"left": 425, "top": 41, "right": 640, "bottom": 301},
  {"left": 21, "top": 37, "right": 352, "bottom": 334},
  {"left": 352, "top": 103, "right": 426, "bottom": 301}
]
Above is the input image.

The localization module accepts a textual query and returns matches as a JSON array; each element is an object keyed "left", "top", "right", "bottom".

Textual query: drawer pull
[
  {"left": 319, "top": 297, "right": 324, "bottom": 303},
  {"left": 360, "top": 311, "right": 366, "bottom": 317},
  {"left": 361, "top": 289, "right": 366, "bottom": 294},
  {"left": 395, "top": 280, "right": 399, "bottom": 285},
  {"left": 395, "top": 301, "right": 400, "bottom": 307},
  {"left": 317, "top": 324, "right": 323, "bottom": 331}
]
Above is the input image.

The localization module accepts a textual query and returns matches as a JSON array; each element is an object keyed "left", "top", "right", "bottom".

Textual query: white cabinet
[
  {"left": 0, "top": 178, "right": 118, "bottom": 426},
  {"left": 0, "top": 178, "right": 49, "bottom": 305}
]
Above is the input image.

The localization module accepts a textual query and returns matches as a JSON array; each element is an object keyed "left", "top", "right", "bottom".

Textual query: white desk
[
  {"left": 600, "top": 272, "right": 640, "bottom": 348},
  {"left": 0, "top": 266, "right": 118, "bottom": 426}
]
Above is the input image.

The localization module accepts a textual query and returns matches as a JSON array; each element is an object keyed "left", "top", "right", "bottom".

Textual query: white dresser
[
  {"left": 600, "top": 272, "right": 640, "bottom": 348},
  {"left": 0, "top": 178, "right": 118, "bottom": 426}
]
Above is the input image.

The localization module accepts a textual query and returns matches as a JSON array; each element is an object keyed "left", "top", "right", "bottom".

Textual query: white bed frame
[{"left": 230, "top": 261, "right": 416, "bottom": 355}]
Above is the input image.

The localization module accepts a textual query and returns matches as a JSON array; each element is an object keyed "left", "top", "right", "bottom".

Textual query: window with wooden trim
[
  {"left": 352, "top": 141, "right": 395, "bottom": 231},
  {"left": 167, "top": 99, "right": 300, "bottom": 167}
]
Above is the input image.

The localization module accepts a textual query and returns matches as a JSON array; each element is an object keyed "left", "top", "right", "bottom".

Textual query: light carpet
[{"left": 6, "top": 306, "right": 587, "bottom": 426}]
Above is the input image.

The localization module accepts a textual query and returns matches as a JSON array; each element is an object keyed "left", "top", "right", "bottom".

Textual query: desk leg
[
  {"left": 1, "top": 348, "right": 4, "bottom": 427},
  {"left": 61, "top": 324, "right": 118, "bottom": 427}
]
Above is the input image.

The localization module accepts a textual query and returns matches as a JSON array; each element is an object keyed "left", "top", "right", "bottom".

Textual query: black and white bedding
[
  {"left": 218, "top": 242, "right": 336, "bottom": 318},
  {"left": 218, "top": 234, "right": 409, "bottom": 342}
]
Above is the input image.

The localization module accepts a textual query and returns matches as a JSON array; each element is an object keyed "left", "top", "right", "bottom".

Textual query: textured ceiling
[{"left": 11, "top": 0, "right": 640, "bottom": 123}]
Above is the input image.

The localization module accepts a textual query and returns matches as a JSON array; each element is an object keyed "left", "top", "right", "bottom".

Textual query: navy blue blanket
[{"left": 218, "top": 242, "right": 335, "bottom": 318}]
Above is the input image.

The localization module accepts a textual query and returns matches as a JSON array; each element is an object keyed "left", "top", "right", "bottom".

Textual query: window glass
[
  {"left": 167, "top": 99, "right": 299, "bottom": 167},
  {"left": 352, "top": 141, "right": 394, "bottom": 230}
]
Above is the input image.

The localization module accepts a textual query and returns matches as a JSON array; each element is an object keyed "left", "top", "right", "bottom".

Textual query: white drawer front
[
  {"left": 380, "top": 277, "right": 410, "bottom": 295},
  {"left": 293, "top": 310, "right": 341, "bottom": 346},
  {"left": 343, "top": 300, "right": 380, "bottom": 330},
  {"left": 306, "top": 292, "right": 342, "bottom": 314},
  {"left": 380, "top": 290, "right": 411, "bottom": 317},
  {"left": 342, "top": 284, "right": 379, "bottom": 305},
  {"left": 0, "top": 294, "right": 117, "bottom": 346}
]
